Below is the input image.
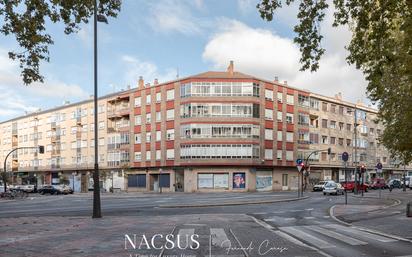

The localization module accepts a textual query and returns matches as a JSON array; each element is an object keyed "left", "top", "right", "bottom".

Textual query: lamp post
[
  {"left": 159, "top": 168, "right": 163, "bottom": 194},
  {"left": 92, "top": 0, "right": 108, "bottom": 219}
]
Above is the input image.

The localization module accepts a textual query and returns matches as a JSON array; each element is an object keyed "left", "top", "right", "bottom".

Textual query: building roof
[{"left": 191, "top": 71, "right": 255, "bottom": 79}]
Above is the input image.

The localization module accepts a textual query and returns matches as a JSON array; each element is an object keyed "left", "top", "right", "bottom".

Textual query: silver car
[{"left": 323, "top": 181, "right": 345, "bottom": 195}]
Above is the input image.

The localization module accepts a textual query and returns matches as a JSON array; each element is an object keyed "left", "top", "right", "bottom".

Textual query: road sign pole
[{"left": 344, "top": 161, "right": 348, "bottom": 205}]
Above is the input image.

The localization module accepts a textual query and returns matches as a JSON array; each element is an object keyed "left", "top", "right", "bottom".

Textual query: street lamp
[{"left": 92, "top": 0, "right": 108, "bottom": 219}]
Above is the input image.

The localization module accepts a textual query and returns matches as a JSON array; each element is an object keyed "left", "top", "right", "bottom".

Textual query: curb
[
  {"left": 158, "top": 195, "right": 310, "bottom": 208},
  {"left": 329, "top": 201, "right": 412, "bottom": 244}
]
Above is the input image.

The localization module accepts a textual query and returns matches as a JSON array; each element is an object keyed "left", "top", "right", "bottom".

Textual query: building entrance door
[{"left": 175, "top": 170, "right": 184, "bottom": 192}]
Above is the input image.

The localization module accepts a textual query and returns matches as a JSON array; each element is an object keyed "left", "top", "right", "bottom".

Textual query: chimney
[
  {"left": 126, "top": 85, "right": 131, "bottom": 90},
  {"left": 283, "top": 80, "right": 287, "bottom": 85},
  {"left": 145, "top": 83, "right": 151, "bottom": 88},
  {"left": 227, "top": 60, "right": 234, "bottom": 76},
  {"left": 138, "top": 76, "right": 144, "bottom": 89},
  {"left": 335, "top": 92, "right": 342, "bottom": 100},
  {"left": 274, "top": 76, "right": 279, "bottom": 82},
  {"left": 154, "top": 78, "right": 159, "bottom": 86}
]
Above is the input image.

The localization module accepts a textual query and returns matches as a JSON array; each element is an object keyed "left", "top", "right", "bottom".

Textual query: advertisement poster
[{"left": 233, "top": 173, "right": 246, "bottom": 189}]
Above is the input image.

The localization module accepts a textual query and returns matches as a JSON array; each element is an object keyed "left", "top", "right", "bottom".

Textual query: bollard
[{"left": 407, "top": 202, "right": 412, "bottom": 218}]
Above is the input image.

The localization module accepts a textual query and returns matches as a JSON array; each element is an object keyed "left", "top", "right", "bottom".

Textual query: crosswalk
[{"left": 278, "top": 223, "right": 398, "bottom": 248}]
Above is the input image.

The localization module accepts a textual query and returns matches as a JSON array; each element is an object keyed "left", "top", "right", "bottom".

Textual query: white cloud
[
  {"left": 121, "top": 55, "right": 177, "bottom": 87},
  {"left": 0, "top": 48, "right": 89, "bottom": 121},
  {"left": 148, "top": 0, "right": 203, "bottom": 35},
  {"left": 202, "top": 16, "right": 368, "bottom": 104}
]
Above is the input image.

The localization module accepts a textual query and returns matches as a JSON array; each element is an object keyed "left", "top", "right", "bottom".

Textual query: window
[
  {"left": 277, "top": 131, "right": 282, "bottom": 141},
  {"left": 166, "top": 129, "right": 174, "bottom": 140},
  {"left": 135, "top": 134, "right": 141, "bottom": 144},
  {"left": 156, "top": 111, "right": 161, "bottom": 122},
  {"left": 338, "top": 122, "right": 344, "bottom": 131},
  {"left": 166, "top": 109, "right": 174, "bottom": 120},
  {"left": 98, "top": 121, "right": 105, "bottom": 130},
  {"left": 346, "top": 139, "right": 351, "bottom": 146},
  {"left": 322, "top": 102, "right": 328, "bottom": 111},
  {"left": 321, "top": 152, "right": 327, "bottom": 161},
  {"left": 286, "top": 113, "right": 293, "bottom": 123},
  {"left": 277, "top": 111, "right": 282, "bottom": 121},
  {"left": 166, "top": 149, "right": 174, "bottom": 160},
  {"left": 286, "top": 132, "right": 294, "bottom": 142},
  {"left": 322, "top": 119, "right": 328, "bottom": 128},
  {"left": 180, "top": 82, "right": 259, "bottom": 97},
  {"left": 265, "top": 109, "right": 273, "bottom": 120},
  {"left": 155, "top": 92, "right": 161, "bottom": 103},
  {"left": 346, "top": 108, "right": 353, "bottom": 115},
  {"left": 156, "top": 150, "right": 161, "bottom": 160},
  {"left": 286, "top": 94, "right": 294, "bottom": 105},
  {"left": 146, "top": 151, "right": 151, "bottom": 160},
  {"left": 322, "top": 136, "right": 328, "bottom": 144},
  {"left": 156, "top": 131, "right": 161, "bottom": 141},
  {"left": 370, "top": 128, "right": 374, "bottom": 134},
  {"left": 135, "top": 115, "right": 141, "bottom": 125},
  {"left": 330, "top": 137, "right": 336, "bottom": 145},
  {"left": 331, "top": 104, "right": 336, "bottom": 113},
  {"left": 265, "top": 149, "right": 273, "bottom": 160},
  {"left": 166, "top": 89, "right": 174, "bottom": 101},
  {"left": 265, "top": 129, "right": 273, "bottom": 140},
  {"left": 146, "top": 114, "right": 151, "bottom": 124},
  {"left": 134, "top": 152, "right": 141, "bottom": 161},
  {"left": 265, "top": 89, "right": 273, "bottom": 100},
  {"left": 338, "top": 138, "right": 344, "bottom": 146},
  {"left": 330, "top": 120, "right": 336, "bottom": 129},
  {"left": 298, "top": 95, "right": 309, "bottom": 107},
  {"left": 180, "top": 144, "right": 259, "bottom": 159},
  {"left": 310, "top": 98, "right": 319, "bottom": 110},
  {"left": 277, "top": 150, "right": 282, "bottom": 160},
  {"left": 277, "top": 92, "right": 283, "bottom": 102},
  {"left": 146, "top": 132, "right": 151, "bottom": 142},
  {"left": 339, "top": 106, "right": 344, "bottom": 115},
  {"left": 298, "top": 113, "right": 309, "bottom": 125},
  {"left": 346, "top": 123, "right": 351, "bottom": 131},
  {"left": 286, "top": 151, "right": 293, "bottom": 161},
  {"left": 309, "top": 133, "right": 319, "bottom": 144},
  {"left": 146, "top": 94, "right": 151, "bottom": 105},
  {"left": 134, "top": 97, "right": 141, "bottom": 107}
]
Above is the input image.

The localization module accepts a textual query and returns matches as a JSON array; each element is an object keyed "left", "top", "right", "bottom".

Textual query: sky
[{"left": 0, "top": 0, "right": 369, "bottom": 122}]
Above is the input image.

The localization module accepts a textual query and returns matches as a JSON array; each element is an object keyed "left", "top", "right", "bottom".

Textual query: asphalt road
[{"left": 1, "top": 190, "right": 411, "bottom": 257}]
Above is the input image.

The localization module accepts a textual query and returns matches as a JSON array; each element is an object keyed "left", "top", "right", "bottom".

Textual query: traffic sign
[
  {"left": 342, "top": 152, "right": 349, "bottom": 162},
  {"left": 296, "top": 159, "right": 303, "bottom": 165},
  {"left": 297, "top": 164, "right": 304, "bottom": 172}
]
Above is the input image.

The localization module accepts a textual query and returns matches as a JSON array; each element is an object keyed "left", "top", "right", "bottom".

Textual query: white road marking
[
  {"left": 210, "top": 228, "right": 230, "bottom": 248},
  {"left": 323, "top": 224, "right": 397, "bottom": 243},
  {"left": 303, "top": 217, "right": 315, "bottom": 220},
  {"left": 305, "top": 225, "right": 368, "bottom": 245},
  {"left": 279, "top": 226, "right": 335, "bottom": 249}
]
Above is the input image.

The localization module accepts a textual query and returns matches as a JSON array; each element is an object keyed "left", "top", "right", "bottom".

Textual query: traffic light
[
  {"left": 327, "top": 147, "right": 331, "bottom": 155},
  {"left": 38, "top": 145, "right": 45, "bottom": 154}
]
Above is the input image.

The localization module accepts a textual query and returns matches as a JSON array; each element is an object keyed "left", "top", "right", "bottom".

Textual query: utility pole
[{"left": 354, "top": 107, "right": 359, "bottom": 195}]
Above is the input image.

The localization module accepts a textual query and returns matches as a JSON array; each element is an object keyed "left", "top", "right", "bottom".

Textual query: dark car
[
  {"left": 341, "top": 181, "right": 369, "bottom": 192},
  {"left": 388, "top": 179, "right": 402, "bottom": 189},
  {"left": 38, "top": 185, "right": 62, "bottom": 195},
  {"left": 370, "top": 178, "right": 387, "bottom": 189}
]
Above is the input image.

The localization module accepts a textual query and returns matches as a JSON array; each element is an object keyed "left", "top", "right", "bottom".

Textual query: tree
[
  {"left": 257, "top": 0, "right": 412, "bottom": 164},
  {"left": 0, "top": 0, "right": 121, "bottom": 85}
]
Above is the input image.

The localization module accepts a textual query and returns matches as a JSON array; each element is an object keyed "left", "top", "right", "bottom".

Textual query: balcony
[
  {"left": 51, "top": 164, "right": 61, "bottom": 169},
  {"left": 107, "top": 108, "right": 130, "bottom": 119},
  {"left": 108, "top": 159, "right": 130, "bottom": 167},
  {"left": 51, "top": 122, "right": 57, "bottom": 129},
  {"left": 51, "top": 149, "right": 61, "bottom": 156}
]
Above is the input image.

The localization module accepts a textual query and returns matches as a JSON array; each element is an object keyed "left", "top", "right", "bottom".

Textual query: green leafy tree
[
  {"left": 257, "top": 0, "right": 412, "bottom": 164},
  {"left": 0, "top": 0, "right": 121, "bottom": 84}
]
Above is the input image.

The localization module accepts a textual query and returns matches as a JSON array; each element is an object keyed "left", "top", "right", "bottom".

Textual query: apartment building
[{"left": 0, "top": 62, "right": 409, "bottom": 193}]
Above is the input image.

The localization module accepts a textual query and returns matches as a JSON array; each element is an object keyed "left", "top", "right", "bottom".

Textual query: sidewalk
[{"left": 331, "top": 192, "right": 412, "bottom": 239}]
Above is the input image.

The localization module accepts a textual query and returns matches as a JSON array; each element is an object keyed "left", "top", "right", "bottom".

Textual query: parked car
[
  {"left": 323, "top": 181, "right": 345, "bottom": 195},
  {"left": 313, "top": 181, "right": 331, "bottom": 192},
  {"left": 14, "top": 184, "right": 36, "bottom": 193},
  {"left": 341, "top": 181, "right": 369, "bottom": 192},
  {"left": 370, "top": 178, "right": 387, "bottom": 189},
  {"left": 61, "top": 185, "right": 74, "bottom": 194},
  {"left": 401, "top": 176, "right": 411, "bottom": 187},
  {"left": 38, "top": 185, "right": 63, "bottom": 195},
  {"left": 387, "top": 179, "right": 402, "bottom": 189}
]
